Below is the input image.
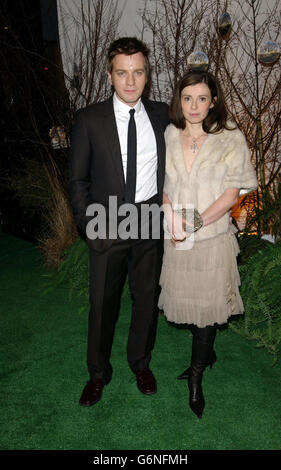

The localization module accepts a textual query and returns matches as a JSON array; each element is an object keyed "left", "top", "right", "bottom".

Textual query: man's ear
[{"left": 107, "top": 71, "right": 112, "bottom": 86}]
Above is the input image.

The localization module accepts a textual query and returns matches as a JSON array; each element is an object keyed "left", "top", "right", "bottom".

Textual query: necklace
[
  {"left": 191, "top": 137, "right": 201, "bottom": 154},
  {"left": 182, "top": 132, "right": 207, "bottom": 154}
]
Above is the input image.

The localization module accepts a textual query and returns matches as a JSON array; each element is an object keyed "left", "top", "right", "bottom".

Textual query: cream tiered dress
[{"left": 158, "top": 124, "right": 258, "bottom": 327}]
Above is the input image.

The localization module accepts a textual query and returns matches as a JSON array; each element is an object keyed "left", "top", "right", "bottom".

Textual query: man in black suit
[{"left": 69, "top": 37, "right": 169, "bottom": 406}]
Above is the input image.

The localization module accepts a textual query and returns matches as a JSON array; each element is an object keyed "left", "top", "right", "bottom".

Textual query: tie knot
[{"left": 129, "top": 109, "right": 135, "bottom": 117}]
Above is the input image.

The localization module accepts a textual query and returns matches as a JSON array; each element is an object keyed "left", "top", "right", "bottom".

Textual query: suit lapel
[
  {"left": 142, "top": 99, "right": 165, "bottom": 194},
  {"left": 101, "top": 96, "right": 125, "bottom": 189}
]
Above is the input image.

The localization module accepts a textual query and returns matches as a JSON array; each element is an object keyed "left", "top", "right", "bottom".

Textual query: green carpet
[{"left": 0, "top": 230, "right": 280, "bottom": 450}]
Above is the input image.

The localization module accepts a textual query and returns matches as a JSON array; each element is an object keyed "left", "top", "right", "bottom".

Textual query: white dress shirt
[{"left": 113, "top": 92, "right": 158, "bottom": 203}]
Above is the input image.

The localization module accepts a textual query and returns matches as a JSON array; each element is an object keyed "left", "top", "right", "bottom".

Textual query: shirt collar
[{"left": 113, "top": 92, "right": 142, "bottom": 117}]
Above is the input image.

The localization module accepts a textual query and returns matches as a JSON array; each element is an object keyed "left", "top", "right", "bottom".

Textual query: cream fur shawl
[{"left": 163, "top": 123, "right": 258, "bottom": 241}]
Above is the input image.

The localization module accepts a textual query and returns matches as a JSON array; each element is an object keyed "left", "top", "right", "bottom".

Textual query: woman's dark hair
[{"left": 169, "top": 71, "right": 235, "bottom": 133}]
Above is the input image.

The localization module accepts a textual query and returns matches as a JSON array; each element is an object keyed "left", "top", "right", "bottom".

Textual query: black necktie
[{"left": 125, "top": 108, "right": 137, "bottom": 204}]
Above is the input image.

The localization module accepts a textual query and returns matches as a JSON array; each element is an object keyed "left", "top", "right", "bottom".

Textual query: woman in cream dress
[{"left": 159, "top": 71, "right": 257, "bottom": 418}]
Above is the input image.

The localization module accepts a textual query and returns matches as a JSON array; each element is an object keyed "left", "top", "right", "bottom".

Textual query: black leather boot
[
  {"left": 177, "top": 324, "right": 217, "bottom": 380},
  {"left": 186, "top": 325, "right": 217, "bottom": 418},
  {"left": 177, "top": 349, "right": 216, "bottom": 380},
  {"left": 188, "top": 374, "right": 205, "bottom": 418}
]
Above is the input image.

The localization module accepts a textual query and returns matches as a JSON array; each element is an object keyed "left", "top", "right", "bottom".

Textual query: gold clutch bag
[{"left": 174, "top": 208, "right": 203, "bottom": 233}]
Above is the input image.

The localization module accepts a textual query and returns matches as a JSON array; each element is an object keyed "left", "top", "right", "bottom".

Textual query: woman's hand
[
  {"left": 162, "top": 192, "right": 188, "bottom": 247},
  {"left": 165, "top": 210, "right": 189, "bottom": 247},
  {"left": 171, "top": 211, "right": 187, "bottom": 244}
]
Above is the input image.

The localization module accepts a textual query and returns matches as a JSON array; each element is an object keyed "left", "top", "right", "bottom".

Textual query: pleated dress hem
[{"left": 158, "top": 228, "right": 244, "bottom": 328}]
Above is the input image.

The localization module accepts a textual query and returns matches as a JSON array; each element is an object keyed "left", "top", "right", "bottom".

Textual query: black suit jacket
[{"left": 68, "top": 95, "right": 169, "bottom": 251}]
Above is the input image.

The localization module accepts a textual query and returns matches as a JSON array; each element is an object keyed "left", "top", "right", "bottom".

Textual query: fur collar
[{"left": 165, "top": 123, "right": 245, "bottom": 177}]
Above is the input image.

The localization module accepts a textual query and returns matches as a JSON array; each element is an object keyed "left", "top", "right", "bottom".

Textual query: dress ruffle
[{"left": 158, "top": 228, "right": 244, "bottom": 327}]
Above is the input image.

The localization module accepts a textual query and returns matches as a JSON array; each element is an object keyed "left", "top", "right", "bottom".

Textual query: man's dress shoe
[
  {"left": 135, "top": 369, "right": 157, "bottom": 395},
  {"left": 79, "top": 379, "right": 105, "bottom": 406}
]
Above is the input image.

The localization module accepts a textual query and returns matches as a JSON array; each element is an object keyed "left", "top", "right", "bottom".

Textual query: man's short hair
[{"left": 107, "top": 37, "right": 150, "bottom": 75}]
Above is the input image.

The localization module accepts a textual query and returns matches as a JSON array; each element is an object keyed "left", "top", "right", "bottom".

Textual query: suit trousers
[{"left": 87, "top": 200, "right": 163, "bottom": 383}]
